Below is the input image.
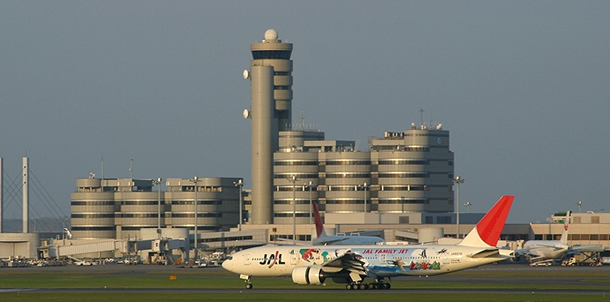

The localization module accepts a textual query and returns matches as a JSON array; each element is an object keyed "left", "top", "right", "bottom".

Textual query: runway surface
[{"left": 2, "top": 263, "right": 609, "bottom": 296}]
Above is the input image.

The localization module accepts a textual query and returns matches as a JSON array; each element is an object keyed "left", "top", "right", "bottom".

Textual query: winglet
[
  {"left": 459, "top": 196, "right": 514, "bottom": 247},
  {"left": 312, "top": 201, "right": 326, "bottom": 238}
]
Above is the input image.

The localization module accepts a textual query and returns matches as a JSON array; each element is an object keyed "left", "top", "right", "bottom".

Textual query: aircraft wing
[
  {"left": 275, "top": 238, "right": 312, "bottom": 246},
  {"left": 515, "top": 248, "right": 545, "bottom": 258},
  {"left": 312, "top": 237, "right": 350, "bottom": 245},
  {"left": 320, "top": 251, "right": 366, "bottom": 275},
  {"left": 570, "top": 244, "right": 605, "bottom": 253}
]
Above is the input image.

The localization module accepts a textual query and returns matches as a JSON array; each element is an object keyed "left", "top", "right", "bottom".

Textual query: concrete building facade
[
  {"left": 71, "top": 177, "right": 241, "bottom": 240},
  {"left": 272, "top": 126, "right": 454, "bottom": 226}
]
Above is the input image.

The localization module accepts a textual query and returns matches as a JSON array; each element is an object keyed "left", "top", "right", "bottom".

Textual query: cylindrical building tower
[
  {"left": 274, "top": 131, "right": 322, "bottom": 224},
  {"left": 114, "top": 179, "right": 162, "bottom": 239},
  {"left": 370, "top": 126, "right": 454, "bottom": 213},
  {"left": 71, "top": 178, "right": 116, "bottom": 239},
  {"left": 247, "top": 29, "right": 293, "bottom": 225},
  {"left": 321, "top": 152, "right": 372, "bottom": 213}
]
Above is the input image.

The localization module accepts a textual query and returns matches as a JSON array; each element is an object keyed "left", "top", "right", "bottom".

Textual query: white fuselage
[
  {"left": 313, "top": 236, "right": 385, "bottom": 246},
  {"left": 522, "top": 241, "right": 569, "bottom": 260},
  {"left": 222, "top": 244, "right": 507, "bottom": 278}
]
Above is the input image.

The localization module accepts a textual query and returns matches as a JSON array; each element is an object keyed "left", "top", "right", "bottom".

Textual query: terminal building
[{"left": 2, "top": 29, "right": 610, "bottom": 263}]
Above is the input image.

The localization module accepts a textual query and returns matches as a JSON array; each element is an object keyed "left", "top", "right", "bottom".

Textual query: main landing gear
[{"left": 345, "top": 282, "right": 391, "bottom": 290}]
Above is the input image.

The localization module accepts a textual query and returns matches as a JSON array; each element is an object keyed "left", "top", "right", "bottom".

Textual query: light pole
[
  {"left": 307, "top": 181, "right": 313, "bottom": 224},
  {"left": 152, "top": 178, "right": 163, "bottom": 237},
  {"left": 452, "top": 176, "right": 464, "bottom": 239},
  {"left": 359, "top": 182, "right": 368, "bottom": 213},
  {"left": 288, "top": 175, "right": 297, "bottom": 243},
  {"left": 464, "top": 201, "right": 472, "bottom": 213},
  {"left": 577, "top": 201, "right": 583, "bottom": 213},
  {"left": 190, "top": 176, "right": 200, "bottom": 264},
  {"left": 233, "top": 179, "right": 244, "bottom": 231}
]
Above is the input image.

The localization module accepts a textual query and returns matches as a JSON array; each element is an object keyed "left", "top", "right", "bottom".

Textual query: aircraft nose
[{"left": 221, "top": 257, "right": 233, "bottom": 271}]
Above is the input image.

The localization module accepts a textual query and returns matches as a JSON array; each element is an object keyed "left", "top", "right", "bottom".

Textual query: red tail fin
[
  {"left": 460, "top": 196, "right": 514, "bottom": 247},
  {"left": 312, "top": 201, "right": 325, "bottom": 237}
]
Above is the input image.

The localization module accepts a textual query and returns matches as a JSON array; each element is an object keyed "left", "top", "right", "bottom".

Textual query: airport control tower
[{"left": 245, "top": 29, "right": 293, "bottom": 224}]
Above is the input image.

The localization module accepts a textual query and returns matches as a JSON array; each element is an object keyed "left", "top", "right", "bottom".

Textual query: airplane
[
  {"left": 222, "top": 195, "right": 515, "bottom": 290},
  {"left": 311, "top": 201, "right": 385, "bottom": 246},
  {"left": 516, "top": 211, "right": 601, "bottom": 266},
  {"left": 516, "top": 211, "right": 571, "bottom": 266}
]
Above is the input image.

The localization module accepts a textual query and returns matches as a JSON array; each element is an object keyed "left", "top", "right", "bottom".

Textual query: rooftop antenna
[
  {"left": 419, "top": 108, "right": 424, "bottom": 127},
  {"left": 300, "top": 110, "right": 305, "bottom": 130},
  {"left": 129, "top": 158, "right": 133, "bottom": 179}
]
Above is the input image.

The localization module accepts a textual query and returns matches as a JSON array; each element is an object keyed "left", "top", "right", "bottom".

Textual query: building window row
[
  {"left": 170, "top": 213, "right": 223, "bottom": 218},
  {"left": 201, "top": 235, "right": 254, "bottom": 243},
  {"left": 252, "top": 50, "right": 292, "bottom": 60},
  {"left": 569, "top": 234, "right": 610, "bottom": 241},
  {"left": 326, "top": 173, "right": 370, "bottom": 178},
  {"left": 77, "top": 188, "right": 103, "bottom": 193},
  {"left": 378, "top": 199, "right": 429, "bottom": 204},
  {"left": 72, "top": 226, "right": 115, "bottom": 231},
  {"left": 184, "top": 226, "right": 218, "bottom": 231},
  {"left": 180, "top": 186, "right": 223, "bottom": 192},
  {"left": 170, "top": 200, "right": 222, "bottom": 205},
  {"left": 326, "top": 200, "right": 366, "bottom": 205},
  {"left": 119, "top": 213, "right": 165, "bottom": 218},
  {"left": 121, "top": 200, "right": 161, "bottom": 206},
  {"left": 381, "top": 185, "right": 427, "bottom": 191},
  {"left": 274, "top": 213, "right": 316, "bottom": 218},
  {"left": 378, "top": 173, "right": 429, "bottom": 178},
  {"left": 371, "top": 146, "right": 430, "bottom": 152},
  {"left": 71, "top": 200, "right": 114, "bottom": 206},
  {"left": 404, "top": 133, "right": 448, "bottom": 138},
  {"left": 274, "top": 161, "right": 318, "bottom": 166},
  {"left": 274, "top": 200, "right": 312, "bottom": 205},
  {"left": 326, "top": 160, "right": 371, "bottom": 165},
  {"left": 122, "top": 226, "right": 157, "bottom": 230},
  {"left": 378, "top": 159, "right": 429, "bottom": 165},
  {"left": 321, "top": 185, "right": 361, "bottom": 191},
  {"left": 274, "top": 173, "right": 319, "bottom": 179},
  {"left": 275, "top": 186, "right": 317, "bottom": 192},
  {"left": 71, "top": 213, "right": 115, "bottom": 219}
]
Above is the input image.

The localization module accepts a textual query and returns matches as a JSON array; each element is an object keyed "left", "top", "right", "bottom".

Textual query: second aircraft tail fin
[
  {"left": 313, "top": 201, "right": 327, "bottom": 238},
  {"left": 560, "top": 211, "right": 571, "bottom": 245}
]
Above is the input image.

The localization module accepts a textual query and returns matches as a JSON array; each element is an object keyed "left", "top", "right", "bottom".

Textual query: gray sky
[{"left": 1, "top": 1, "right": 608, "bottom": 224}]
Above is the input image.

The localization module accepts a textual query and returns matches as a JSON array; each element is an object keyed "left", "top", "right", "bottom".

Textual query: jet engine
[{"left": 291, "top": 266, "right": 327, "bottom": 285}]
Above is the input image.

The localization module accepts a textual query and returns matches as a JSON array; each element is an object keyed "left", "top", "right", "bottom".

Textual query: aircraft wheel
[
  {"left": 383, "top": 283, "right": 391, "bottom": 290},
  {"left": 357, "top": 284, "right": 365, "bottom": 290},
  {"left": 346, "top": 284, "right": 352, "bottom": 290},
  {"left": 245, "top": 283, "right": 253, "bottom": 289}
]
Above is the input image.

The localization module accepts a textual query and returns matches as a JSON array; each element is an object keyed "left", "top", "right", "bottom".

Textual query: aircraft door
[
  {"left": 379, "top": 253, "right": 387, "bottom": 264},
  {"left": 442, "top": 253, "right": 450, "bottom": 264},
  {"left": 290, "top": 249, "right": 297, "bottom": 265},
  {"left": 244, "top": 254, "right": 251, "bottom": 266}
]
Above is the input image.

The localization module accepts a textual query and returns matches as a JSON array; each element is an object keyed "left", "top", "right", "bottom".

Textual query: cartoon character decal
[
  {"left": 299, "top": 248, "right": 329, "bottom": 264},
  {"left": 407, "top": 249, "right": 442, "bottom": 271},
  {"left": 409, "top": 260, "right": 441, "bottom": 271}
]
